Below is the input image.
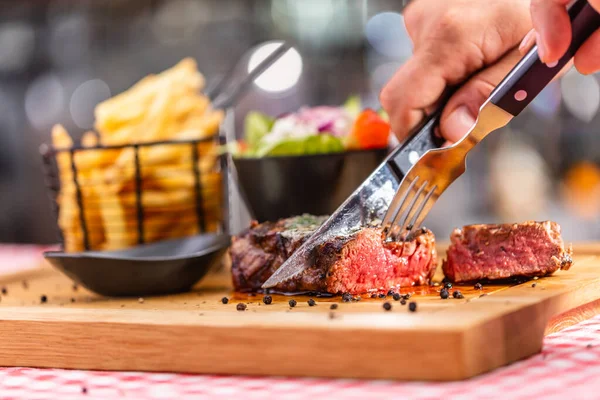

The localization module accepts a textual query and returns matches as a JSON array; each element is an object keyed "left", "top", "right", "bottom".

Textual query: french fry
[
  {"left": 51, "top": 58, "right": 223, "bottom": 252},
  {"left": 81, "top": 131, "right": 98, "bottom": 147},
  {"left": 147, "top": 169, "right": 221, "bottom": 192},
  {"left": 52, "top": 125, "right": 74, "bottom": 179},
  {"left": 96, "top": 184, "right": 133, "bottom": 250},
  {"left": 52, "top": 125, "right": 82, "bottom": 252},
  {"left": 78, "top": 133, "right": 105, "bottom": 249},
  {"left": 102, "top": 134, "right": 220, "bottom": 193},
  {"left": 95, "top": 58, "right": 204, "bottom": 141}
]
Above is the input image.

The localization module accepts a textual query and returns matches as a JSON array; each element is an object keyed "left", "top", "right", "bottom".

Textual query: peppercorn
[
  {"left": 444, "top": 282, "right": 453, "bottom": 289},
  {"left": 288, "top": 299, "right": 297, "bottom": 308},
  {"left": 263, "top": 295, "right": 273, "bottom": 305},
  {"left": 72, "top": 284, "right": 78, "bottom": 291},
  {"left": 587, "top": 344, "right": 593, "bottom": 349},
  {"left": 408, "top": 302, "right": 417, "bottom": 312},
  {"left": 387, "top": 289, "right": 395, "bottom": 296},
  {"left": 532, "top": 283, "right": 537, "bottom": 288},
  {"left": 236, "top": 303, "right": 247, "bottom": 311},
  {"left": 330, "top": 303, "right": 338, "bottom": 310},
  {"left": 400, "top": 299, "right": 407, "bottom": 305},
  {"left": 342, "top": 292, "right": 353, "bottom": 302},
  {"left": 402, "top": 294, "right": 411, "bottom": 300},
  {"left": 40, "top": 295, "right": 47, "bottom": 303},
  {"left": 370, "top": 293, "right": 377, "bottom": 298},
  {"left": 378, "top": 293, "right": 386, "bottom": 299},
  {"left": 440, "top": 288, "right": 449, "bottom": 299},
  {"left": 474, "top": 282, "right": 483, "bottom": 290},
  {"left": 383, "top": 302, "right": 392, "bottom": 311},
  {"left": 221, "top": 297, "right": 229, "bottom": 304},
  {"left": 308, "top": 299, "right": 316, "bottom": 307},
  {"left": 453, "top": 290, "right": 464, "bottom": 299},
  {"left": 392, "top": 293, "right": 401, "bottom": 301},
  {"left": 82, "top": 387, "right": 87, "bottom": 394},
  {"left": 70, "top": 298, "right": 75, "bottom": 303},
  {"left": 1, "top": 287, "right": 6, "bottom": 295}
]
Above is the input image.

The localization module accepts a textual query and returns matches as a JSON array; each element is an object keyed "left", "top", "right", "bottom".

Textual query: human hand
[
  {"left": 380, "top": 0, "right": 533, "bottom": 144},
  {"left": 529, "top": 0, "right": 600, "bottom": 73}
]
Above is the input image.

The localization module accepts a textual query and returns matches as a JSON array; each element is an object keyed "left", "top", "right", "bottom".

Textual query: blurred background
[{"left": 0, "top": 0, "right": 599, "bottom": 244}]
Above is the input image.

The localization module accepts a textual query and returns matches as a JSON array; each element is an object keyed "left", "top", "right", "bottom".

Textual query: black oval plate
[{"left": 44, "top": 233, "right": 230, "bottom": 297}]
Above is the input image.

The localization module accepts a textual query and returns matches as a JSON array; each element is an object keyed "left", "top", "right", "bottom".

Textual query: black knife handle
[
  {"left": 386, "top": 77, "right": 465, "bottom": 177},
  {"left": 387, "top": 107, "right": 445, "bottom": 177},
  {"left": 490, "top": 0, "right": 600, "bottom": 116}
]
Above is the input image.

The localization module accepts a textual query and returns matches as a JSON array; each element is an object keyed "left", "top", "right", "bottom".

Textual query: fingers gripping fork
[{"left": 379, "top": 0, "right": 599, "bottom": 242}]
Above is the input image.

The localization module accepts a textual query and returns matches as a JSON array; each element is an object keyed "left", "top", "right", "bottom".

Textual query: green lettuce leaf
[
  {"left": 378, "top": 108, "right": 389, "bottom": 122},
  {"left": 256, "top": 134, "right": 345, "bottom": 157},
  {"left": 343, "top": 95, "right": 362, "bottom": 118},
  {"left": 244, "top": 111, "right": 275, "bottom": 149}
]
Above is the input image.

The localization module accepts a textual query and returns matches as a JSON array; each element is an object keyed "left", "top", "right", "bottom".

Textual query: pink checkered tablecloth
[{"left": 1, "top": 245, "right": 600, "bottom": 400}]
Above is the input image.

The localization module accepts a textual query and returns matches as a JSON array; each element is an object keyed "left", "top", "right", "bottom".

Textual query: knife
[{"left": 262, "top": 0, "right": 600, "bottom": 289}]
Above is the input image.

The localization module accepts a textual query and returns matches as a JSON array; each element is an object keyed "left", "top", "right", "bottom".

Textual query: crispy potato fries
[{"left": 52, "top": 58, "right": 224, "bottom": 252}]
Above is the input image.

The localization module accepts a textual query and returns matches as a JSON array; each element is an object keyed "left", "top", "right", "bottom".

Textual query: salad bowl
[
  {"left": 233, "top": 149, "right": 388, "bottom": 222},
  {"left": 230, "top": 96, "right": 390, "bottom": 222}
]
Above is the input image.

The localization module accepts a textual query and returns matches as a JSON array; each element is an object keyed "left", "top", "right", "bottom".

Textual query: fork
[
  {"left": 381, "top": 101, "right": 512, "bottom": 241},
  {"left": 381, "top": 0, "right": 599, "bottom": 242}
]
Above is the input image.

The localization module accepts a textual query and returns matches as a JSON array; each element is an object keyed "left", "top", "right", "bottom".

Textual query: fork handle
[{"left": 490, "top": 0, "right": 600, "bottom": 116}]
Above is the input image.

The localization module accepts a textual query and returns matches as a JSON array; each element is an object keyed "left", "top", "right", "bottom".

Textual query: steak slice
[
  {"left": 230, "top": 214, "right": 437, "bottom": 294},
  {"left": 442, "top": 221, "right": 573, "bottom": 283}
]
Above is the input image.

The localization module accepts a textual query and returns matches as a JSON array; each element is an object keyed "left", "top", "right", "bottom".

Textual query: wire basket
[{"left": 40, "top": 135, "right": 227, "bottom": 253}]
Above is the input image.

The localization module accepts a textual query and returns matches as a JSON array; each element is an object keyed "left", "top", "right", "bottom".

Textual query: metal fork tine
[
  {"left": 386, "top": 181, "right": 420, "bottom": 240},
  {"left": 389, "top": 180, "right": 428, "bottom": 240},
  {"left": 394, "top": 180, "right": 428, "bottom": 238},
  {"left": 382, "top": 177, "right": 419, "bottom": 231},
  {"left": 405, "top": 185, "right": 437, "bottom": 237},
  {"left": 381, "top": 190, "right": 405, "bottom": 230}
]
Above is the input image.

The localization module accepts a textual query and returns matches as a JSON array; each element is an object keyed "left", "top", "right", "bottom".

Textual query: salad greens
[
  {"left": 230, "top": 95, "right": 390, "bottom": 158},
  {"left": 244, "top": 111, "right": 275, "bottom": 152},
  {"left": 343, "top": 95, "right": 362, "bottom": 118},
  {"left": 255, "top": 134, "right": 344, "bottom": 157}
]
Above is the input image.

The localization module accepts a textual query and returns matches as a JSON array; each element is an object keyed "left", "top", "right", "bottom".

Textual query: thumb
[{"left": 440, "top": 49, "right": 524, "bottom": 143}]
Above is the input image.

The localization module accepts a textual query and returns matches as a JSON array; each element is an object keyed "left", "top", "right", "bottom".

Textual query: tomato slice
[
  {"left": 237, "top": 140, "right": 249, "bottom": 153},
  {"left": 349, "top": 109, "right": 391, "bottom": 150}
]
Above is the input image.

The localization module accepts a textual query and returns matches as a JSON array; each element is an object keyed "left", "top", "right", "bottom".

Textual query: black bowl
[
  {"left": 43, "top": 233, "right": 230, "bottom": 297},
  {"left": 232, "top": 148, "right": 388, "bottom": 222}
]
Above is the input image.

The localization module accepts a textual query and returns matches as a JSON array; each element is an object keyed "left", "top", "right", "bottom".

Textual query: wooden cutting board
[{"left": 0, "top": 244, "right": 599, "bottom": 381}]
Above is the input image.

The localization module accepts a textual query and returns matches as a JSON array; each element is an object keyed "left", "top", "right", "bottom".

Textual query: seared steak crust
[
  {"left": 230, "top": 215, "right": 437, "bottom": 294},
  {"left": 442, "top": 221, "right": 573, "bottom": 283}
]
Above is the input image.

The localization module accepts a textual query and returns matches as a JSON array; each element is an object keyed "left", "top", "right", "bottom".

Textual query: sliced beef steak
[
  {"left": 230, "top": 215, "right": 327, "bottom": 291},
  {"left": 442, "top": 221, "right": 573, "bottom": 283},
  {"left": 230, "top": 215, "right": 437, "bottom": 294}
]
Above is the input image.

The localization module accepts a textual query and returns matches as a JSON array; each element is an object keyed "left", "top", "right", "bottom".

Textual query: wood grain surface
[{"left": 0, "top": 246, "right": 597, "bottom": 381}]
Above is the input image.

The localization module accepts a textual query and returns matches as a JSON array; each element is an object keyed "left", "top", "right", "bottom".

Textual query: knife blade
[{"left": 262, "top": 0, "right": 600, "bottom": 289}]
